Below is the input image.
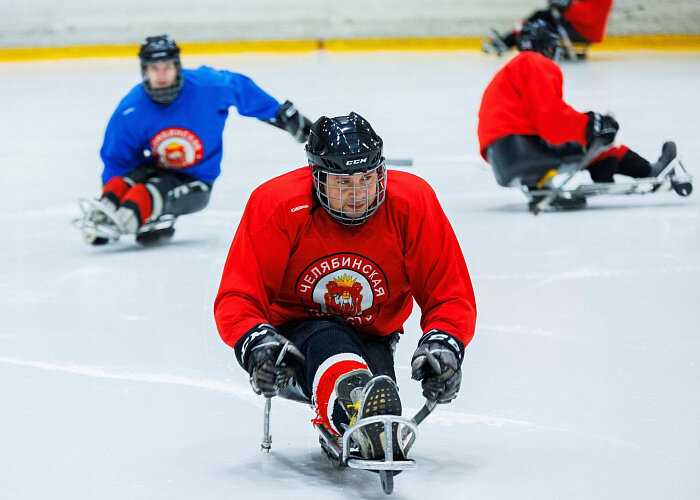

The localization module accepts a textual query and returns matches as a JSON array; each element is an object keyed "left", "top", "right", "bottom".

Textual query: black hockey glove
[
  {"left": 585, "top": 112, "right": 619, "bottom": 147},
  {"left": 235, "top": 324, "right": 303, "bottom": 397},
  {"left": 267, "top": 100, "right": 313, "bottom": 143},
  {"left": 548, "top": 0, "right": 572, "bottom": 10},
  {"left": 411, "top": 330, "right": 464, "bottom": 404}
]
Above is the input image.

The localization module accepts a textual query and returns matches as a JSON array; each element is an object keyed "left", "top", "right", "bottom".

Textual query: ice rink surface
[{"left": 1, "top": 50, "right": 699, "bottom": 499}]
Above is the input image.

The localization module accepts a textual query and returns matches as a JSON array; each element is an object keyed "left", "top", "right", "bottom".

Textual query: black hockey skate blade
[
  {"left": 552, "top": 197, "right": 587, "bottom": 210},
  {"left": 528, "top": 195, "right": 586, "bottom": 213},
  {"left": 136, "top": 227, "right": 175, "bottom": 245},
  {"left": 359, "top": 378, "right": 404, "bottom": 461}
]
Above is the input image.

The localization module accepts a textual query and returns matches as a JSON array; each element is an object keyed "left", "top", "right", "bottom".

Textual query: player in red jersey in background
[
  {"left": 214, "top": 113, "right": 476, "bottom": 460},
  {"left": 483, "top": 0, "right": 613, "bottom": 59},
  {"left": 478, "top": 20, "right": 676, "bottom": 208}
]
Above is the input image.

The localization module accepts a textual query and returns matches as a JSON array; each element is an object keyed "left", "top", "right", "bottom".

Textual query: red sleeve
[
  {"left": 509, "top": 53, "right": 588, "bottom": 147},
  {"left": 213, "top": 188, "right": 292, "bottom": 349},
  {"left": 563, "top": 0, "right": 613, "bottom": 43},
  {"left": 401, "top": 177, "right": 476, "bottom": 348}
]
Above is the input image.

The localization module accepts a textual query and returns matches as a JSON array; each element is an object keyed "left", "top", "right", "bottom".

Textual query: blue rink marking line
[{"left": 0, "top": 356, "right": 261, "bottom": 406}]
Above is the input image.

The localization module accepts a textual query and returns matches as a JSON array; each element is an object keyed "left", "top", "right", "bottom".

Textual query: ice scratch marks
[
  {"left": 0, "top": 356, "right": 685, "bottom": 462},
  {"left": 0, "top": 356, "right": 260, "bottom": 405}
]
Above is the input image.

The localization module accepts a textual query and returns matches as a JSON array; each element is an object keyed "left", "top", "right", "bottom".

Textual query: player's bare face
[
  {"left": 144, "top": 61, "right": 177, "bottom": 89},
  {"left": 325, "top": 171, "right": 379, "bottom": 219}
]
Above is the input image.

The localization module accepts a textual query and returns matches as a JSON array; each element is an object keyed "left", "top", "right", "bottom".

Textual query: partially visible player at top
[
  {"left": 77, "top": 34, "right": 313, "bottom": 244},
  {"left": 214, "top": 113, "right": 476, "bottom": 460},
  {"left": 478, "top": 20, "right": 677, "bottom": 207},
  {"left": 483, "top": 0, "right": 613, "bottom": 60}
]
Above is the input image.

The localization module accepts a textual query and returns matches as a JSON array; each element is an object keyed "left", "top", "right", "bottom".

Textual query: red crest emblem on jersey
[
  {"left": 324, "top": 273, "right": 364, "bottom": 315},
  {"left": 150, "top": 127, "right": 204, "bottom": 169},
  {"left": 164, "top": 143, "right": 187, "bottom": 167},
  {"left": 296, "top": 253, "right": 389, "bottom": 327}
]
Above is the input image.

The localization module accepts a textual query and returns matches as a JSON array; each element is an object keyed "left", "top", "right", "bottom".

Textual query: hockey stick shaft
[
  {"left": 550, "top": 7, "right": 577, "bottom": 60},
  {"left": 412, "top": 399, "right": 438, "bottom": 426},
  {"left": 261, "top": 345, "right": 307, "bottom": 451},
  {"left": 261, "top": 397, "right": 272, "bottom": 451}
]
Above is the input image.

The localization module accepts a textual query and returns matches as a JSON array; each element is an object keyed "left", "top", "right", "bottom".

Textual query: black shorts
[{"left": 124, "top": 164, "right": 212, "bottom": 216}]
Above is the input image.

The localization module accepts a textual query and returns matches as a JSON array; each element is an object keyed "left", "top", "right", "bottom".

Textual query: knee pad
[
  {"left": 120, "top": 184, "right": 153, "bottom": 225},
  {"left": 101, "top": 176, "right": 132, "bottom": 206}
]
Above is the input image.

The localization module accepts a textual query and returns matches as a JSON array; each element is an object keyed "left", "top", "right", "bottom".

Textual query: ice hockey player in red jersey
[
  {"left": 214, "top": 113, "right": 476, "bottom": 460},
  {"left": 478, "top": 20, "right": 677, "bottom": 208},
  {"left": 483, "top": 0, "right": 613, "bottom": 59}
]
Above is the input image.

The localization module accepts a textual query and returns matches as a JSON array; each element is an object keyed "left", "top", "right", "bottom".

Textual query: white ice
[{"left": 1, "top": 51, "right": 699, "bottom": 499}]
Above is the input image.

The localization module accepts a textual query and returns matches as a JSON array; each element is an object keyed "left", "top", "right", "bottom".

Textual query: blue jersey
[{"left": 99, "top": 66, "right": 281, "bottom": 184}]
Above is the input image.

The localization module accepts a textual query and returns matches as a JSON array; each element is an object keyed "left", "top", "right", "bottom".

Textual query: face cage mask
[
  {"left": 311, "top": 164, "right": 387, "bottom": 225},
  {"left": 142, "top": 60, "right": 183, "bottom": 105}
]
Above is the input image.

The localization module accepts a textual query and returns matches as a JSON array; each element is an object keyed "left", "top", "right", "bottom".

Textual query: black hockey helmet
[
  {"left": 518, "top": 19, "right": 562, "bottom": 61},
  {"left": 138, "top": 34, "right": 183, "bottom": 104},
  {"left": 305, "top": 113, "right": 387, "bottom": 225}
]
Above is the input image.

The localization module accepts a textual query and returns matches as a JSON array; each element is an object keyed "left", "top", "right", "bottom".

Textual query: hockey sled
[
  {"left": 319, "top": 399, "right": 436, "bottom": 495},
  {"left": 261, "top": 395, "right": 436, "bottom": 495},
  {"left": 72, "top": 198, "right": 178, "bottom": 244},
  {"left": 525, "top": 155, "right": 693, "bottom": 215},
  {"left": 487, "top": 137, "right": 693, "bottom": 214},
  {"left": 258, "top": 342, "right": 437, "bottom": 495},
  {"left": 72, "top": 198, "right": 121, "bottom": 242}
]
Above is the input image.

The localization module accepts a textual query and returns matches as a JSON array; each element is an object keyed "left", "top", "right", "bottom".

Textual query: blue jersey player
[{"left": 78, "top": 34, "right": 313, "bottom": 245}]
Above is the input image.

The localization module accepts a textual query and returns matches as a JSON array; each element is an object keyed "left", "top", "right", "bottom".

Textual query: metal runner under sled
[
  {"left": 487, "top": 137, "right": 693, "bottom": 214},
  {"left": 135, "top": 214, "right": 177, "bottom": 243},
  {"left": 72, "top": 198, "right": 178, "bottom": 243},
  {"left": 525, "top": 153, "right": 693, "bottom": 215}
]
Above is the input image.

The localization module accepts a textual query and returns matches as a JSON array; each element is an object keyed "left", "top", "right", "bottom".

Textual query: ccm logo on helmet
[{"left": 345, "top": 158, "right": 368, "bottom": 166}]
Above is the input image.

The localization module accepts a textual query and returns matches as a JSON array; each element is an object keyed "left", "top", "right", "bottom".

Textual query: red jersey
[
  {"left": 477, "top": 51, "right": 589, "bottom": 159},
  {"left": 214, "top": 167, "right": 476, "bottom": 350},
  {"left": 564, "top": 0, "right": 613, "bottom": 43}
]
